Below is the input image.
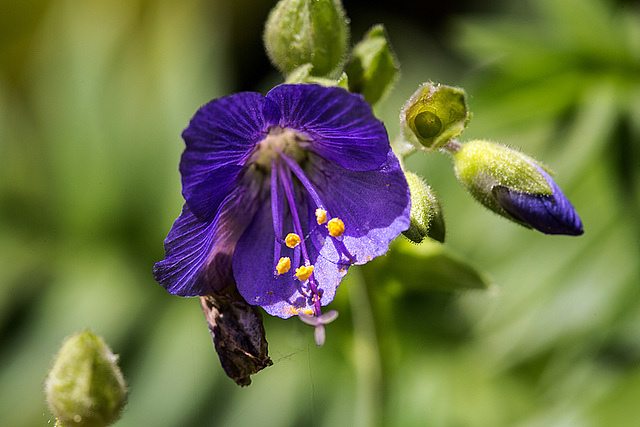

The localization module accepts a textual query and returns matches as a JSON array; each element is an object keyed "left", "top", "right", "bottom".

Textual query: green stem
[
  {"left": 390, "top": 137, "right": 417, "bottom": 167},
  {"left": 349, "top": 268, "right": 384, "bottom": 427},
  {"left": 442, "top": 139, "right": 462, "bottom": 154}
]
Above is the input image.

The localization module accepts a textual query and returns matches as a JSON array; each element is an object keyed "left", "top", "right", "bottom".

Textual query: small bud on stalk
[
  {"left": 45, "top": 330, "right": 127, "bottom": 427},
  {"left": 402, "top": 171, "right": 446, "bottom": 243},
  {"left": 264, "top": 0, "right": 349, "bottom": 77}
]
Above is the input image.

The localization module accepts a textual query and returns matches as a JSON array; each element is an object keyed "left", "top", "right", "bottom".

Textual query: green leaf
[
  {"left": 368, "top": 239, "right": 491, "bottom": 293},
  {"left": 345, "top": 24, "right": 399, "bottom": 105}
]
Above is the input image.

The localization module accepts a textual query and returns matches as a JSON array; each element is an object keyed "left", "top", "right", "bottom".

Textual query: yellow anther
[
  {"left": 315, "top": 208, "right": 328, "bottom": 225},
  {"left": 285, "top": 233, "right": 301, "bottom": 248},
  {"left": 327, "top": 217, "right": 345, "bottom": 237},
  {"left": 275, "top": 257, "right": 291, "bottom": 275},
  {"left": 295, "top": 265, "right": 314, "bottom": 282}
]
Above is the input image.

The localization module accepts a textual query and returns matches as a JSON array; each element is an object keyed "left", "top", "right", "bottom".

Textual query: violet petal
[
  {"left": 307, "top": 149, "right": 412, "bottom": 265},
  {"left": 154, "top": 188, "right": 260, "bottom": 296},
  {"left": 180, "top": 92, "right": 271, "bottom": 220},
  {"left": 267, "top": 84, "right": 389, "bottom": 172}
]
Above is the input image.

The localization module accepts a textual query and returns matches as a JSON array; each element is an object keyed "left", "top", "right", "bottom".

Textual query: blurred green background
[{"left": 2, "top": 0, "right": 639, "bottom": 425}]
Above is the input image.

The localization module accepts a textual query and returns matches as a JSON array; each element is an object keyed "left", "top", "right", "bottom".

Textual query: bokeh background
[{"left": 2, "top": 0, "right": 640, "bottom": 425}]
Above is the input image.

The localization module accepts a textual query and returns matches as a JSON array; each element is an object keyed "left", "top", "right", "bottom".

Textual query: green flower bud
[
  {"left": 345, "top": 24, "right": 399, "bottom": 105},
  {"left": 45, "top": 330, "right": 127, "bottom": 427},
  {"left": 402, "top": 171, "right": 446, "bottom": 243},
  {"left": 264, "top": 0, "right": 349, "bottom": 78},
  {"left": 401, "top": 83, "right": 470, "bottom": 151},
  {"left": 285, "top": 63, "right": 349, "bottom": 88}
]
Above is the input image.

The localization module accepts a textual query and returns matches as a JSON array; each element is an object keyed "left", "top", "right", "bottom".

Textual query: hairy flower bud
[
  {"left": 402, "top": 171, "right": 445, "bottom": 243},
  {"left": 345, "top": 24, "right": 399, "bottom": 105},
  {"left": 264, "top": 0, "right": 349, "bottom": 77},
  {"left": 45, "top": 330, "right": 127, "bottom": 427},
  {"left": 401, "top": 82, "right": 470, "bottom": 151},
  {"left": 453, "top": 140, "right": 583, "bottom": 235}
]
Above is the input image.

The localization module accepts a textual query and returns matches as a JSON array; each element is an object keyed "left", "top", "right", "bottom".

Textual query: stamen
[
  {"left": 327, "top": 217, "right": 345, "bottom": 237},
  {"left": 315, "top": 208, "right": 328, "bottom": 225},
  {"left": 278, "top": 163, "right": 311, "bottom": 264},
  {"left": 295, "top": 265, "right": 314, "bottom": 281},
  {"left": 270, "top": 159, "right": 283, "bottom": 239},
  {"left": 271, "top": 159, "right": 285, "bottom": 274},
  {"left": 280, "top": 153, "right": 326, "bottom": 211},
  {"left": 285, "top": 233, "right": 301, "bottom": 248},
  {"left": 275, "top": 257, "right": 291, "bottom": 275},
  {"left": 278, "top": 160, "right": 322, "bottom": 316}
]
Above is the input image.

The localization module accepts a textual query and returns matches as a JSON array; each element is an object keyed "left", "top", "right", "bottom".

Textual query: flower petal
[
  {"left": 493, "top": 166, "right": 583, "bottom": 236},
  {"left": 180, "top": 92, "right": 275, "bottom": 220},
  {"left": 232, "top": 190, "right": 345, "bottom": 319},
  {"left": 266, "top": 84, "right": 389, "bottom": 172},
  {"left": 306, "top": 149, "right": 412, "bottom": 265},
  {"left": 154, "top": 187, "right": 261, "bottom": 296}
]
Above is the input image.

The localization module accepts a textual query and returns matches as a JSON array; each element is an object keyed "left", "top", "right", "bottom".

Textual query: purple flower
[
  {"left": 493, "top": 164, "right": 583, "bottom": 236},
  {"left": 154, "top": 84, "right": 410, "bottom": 326}
]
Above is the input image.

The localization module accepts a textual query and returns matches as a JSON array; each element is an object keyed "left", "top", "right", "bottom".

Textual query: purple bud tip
[{"left": 493, "top": 166, "right": 583, "bottom": 236}]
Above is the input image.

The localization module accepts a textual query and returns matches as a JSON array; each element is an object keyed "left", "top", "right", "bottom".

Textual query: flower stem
[
  {"left": 349, "top": 268, "right": 384, "bottom": 427},
  {"left": 442, "top": 139, "right": 462, "bottom": 154}
]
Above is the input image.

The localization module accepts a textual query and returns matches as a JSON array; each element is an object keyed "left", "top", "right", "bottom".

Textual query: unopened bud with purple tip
[{"left": 452, "top": 140, "right": 583, "bottom": 236}]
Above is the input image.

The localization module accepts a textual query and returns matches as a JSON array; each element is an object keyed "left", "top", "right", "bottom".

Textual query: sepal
[
  {"left": 285, "top": 63, "right": 349, "bottom": 88},
  {"left": 401, "top": 82, "right": 470, "bottom": 151}
]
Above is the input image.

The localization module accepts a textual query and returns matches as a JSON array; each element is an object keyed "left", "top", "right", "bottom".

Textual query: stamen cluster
[{"left": 265, "top": 130, "right": 350, "bottom": 329}]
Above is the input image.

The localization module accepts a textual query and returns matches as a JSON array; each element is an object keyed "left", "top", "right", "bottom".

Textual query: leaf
[{"left": 367, "top": 239, "right": 491, "bottom": 293}]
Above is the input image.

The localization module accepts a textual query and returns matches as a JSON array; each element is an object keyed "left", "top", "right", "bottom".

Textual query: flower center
[{"left": 252, "top": 126, "right": 308, "bottom": 169}]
